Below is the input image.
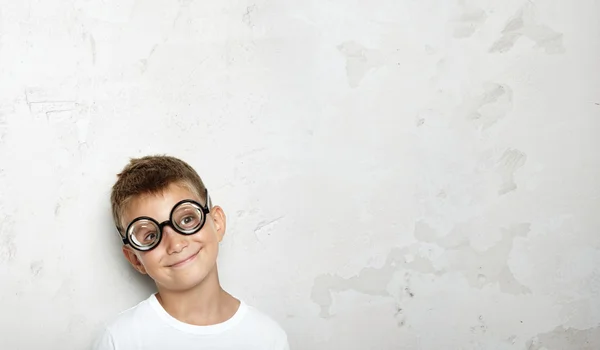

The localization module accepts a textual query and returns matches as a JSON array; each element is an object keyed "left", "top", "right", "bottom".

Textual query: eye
[
  {"left": 144, "top": 232, "right": 157, "bottom": 242},
  {"left": 131, "top": 220, "right": 160, "bottom": 246},
  {"left": 172, "top": 203, "right": 202, "bottom": 231},
  {"left": 180, "top": 215, "right": 196, "bottom": 226}
]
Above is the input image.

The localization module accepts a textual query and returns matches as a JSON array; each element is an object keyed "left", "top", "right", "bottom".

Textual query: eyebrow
[{"left": 124, "top": 198, "right": 200, "bottom": 225}]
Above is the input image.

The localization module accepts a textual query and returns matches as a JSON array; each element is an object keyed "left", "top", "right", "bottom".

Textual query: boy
[{"left": 93, "top": 155, "right": 290, "bottom": 349}]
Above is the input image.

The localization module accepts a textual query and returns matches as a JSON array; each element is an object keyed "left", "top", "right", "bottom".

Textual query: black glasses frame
[{"left": 119, "top": 189, "right": 212, "bottom": 252}]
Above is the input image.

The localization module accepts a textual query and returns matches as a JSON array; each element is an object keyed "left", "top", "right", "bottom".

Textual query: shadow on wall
[{"left": 102, "top": 211, "right": 156, "bottom": 294}]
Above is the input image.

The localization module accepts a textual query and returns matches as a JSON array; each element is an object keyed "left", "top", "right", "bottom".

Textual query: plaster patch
[
  {"left": 416, "top": 221, "right": 532, "bottom": 293},
  {"left": 451, "top": 4, "right": 487, "bottom": 39},
  {"left": 254, "top": 216, "right": 285, "bottom": 241},
  {"left": 527, "top": 325, "right": 600, "bottom": 350},
  {"left": 242, "top": 4, "right": 258, "bottom": 28},
  {"left": 458, "top": 82, "right": 513, "bottom": 130},
  {"left": 24, "top": 88, "right": 79, "bottom": 122},
  {"left": 311, "top": 245, "right": 438, "bottom": 318},
  {"left": 311, "top": 222, "right": 532, "bottom": 317},
  {"left": 89, "top": 35, "right": 96, "bottom": 65},
  {"left": 76, "top": 119, "right": 90, "bottom": 145},
  {"left": 490, "top": 3, "right": 565, "bottom": 54},
  {"left": 31, "top": 260, "right": 44, "bottom": 277},
  {"left": 0, "top": 213, "right": 16, "bottom": 263},
  {"left": 496, "top": 148, "right": 527, "bottom": 195},
  {"left": 0, "top": 118, "right": 6, "bottom": 144},
  {"left": 337, "top": 41, "right": 384, "bottom": 88}
]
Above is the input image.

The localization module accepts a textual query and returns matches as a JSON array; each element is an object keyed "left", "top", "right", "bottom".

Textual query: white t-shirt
[{"left": 92, "top": 294, "right": 290, "bottom": 350}]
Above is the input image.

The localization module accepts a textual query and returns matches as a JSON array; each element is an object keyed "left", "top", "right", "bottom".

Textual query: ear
[
  {"left": 209, "top": 205, "right": 227, "bottom": 242},
  {"left": 122, "top": 246, "right": 147, "bottom": 274}
]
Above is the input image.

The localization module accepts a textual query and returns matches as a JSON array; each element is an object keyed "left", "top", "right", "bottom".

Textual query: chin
[{"left": 161, "top": 262, "right": 217, "bottom": 292}]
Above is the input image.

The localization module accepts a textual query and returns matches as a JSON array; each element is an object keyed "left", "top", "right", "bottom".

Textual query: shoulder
[
  {"left": 243, "top": 303, "right": 285, "bottom": 331},
  {"left": 91, "top": 327, "right": 115, "bottom": 350},
  {"left": 105, "top": 296, "right": 155, "bottom": 330},
  {"left": 239, "top": 302, "right": 289, "bottom": 344},
  {"left": 92, "top": 296, "right": 156, "bottom": 348}
]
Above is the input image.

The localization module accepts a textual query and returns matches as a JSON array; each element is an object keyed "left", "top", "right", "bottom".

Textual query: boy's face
[{"left": 120, "top": 182, "right": 226, "bottom": 292}]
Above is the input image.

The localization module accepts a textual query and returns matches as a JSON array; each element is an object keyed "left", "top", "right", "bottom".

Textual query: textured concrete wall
[{"left": 0, "top": 0, "right": 599, "bottom": 349}]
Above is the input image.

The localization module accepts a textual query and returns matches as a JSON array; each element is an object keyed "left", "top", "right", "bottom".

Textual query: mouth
[{"left": 167, "top": 249, "right": 200, "bottom": 268}]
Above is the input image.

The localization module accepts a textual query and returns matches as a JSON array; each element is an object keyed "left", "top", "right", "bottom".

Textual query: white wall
[{"left": 1, "top": 0, "right": 599, "bottom": 349}]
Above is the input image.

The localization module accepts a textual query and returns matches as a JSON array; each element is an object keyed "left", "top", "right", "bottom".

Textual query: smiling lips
[{"left": 168, "top": 250, "right": 200, "bottom": 268}]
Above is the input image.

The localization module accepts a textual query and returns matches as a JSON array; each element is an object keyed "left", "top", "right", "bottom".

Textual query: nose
[{"left": 162, "top": 225, "right": 188, "bottom": 254}]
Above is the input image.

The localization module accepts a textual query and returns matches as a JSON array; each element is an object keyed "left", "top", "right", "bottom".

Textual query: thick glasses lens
[
  {"left": 128, "top": 219, "right": 160, "bottom": 248},
  {"left": 172, "top": 202, "right": 204, "bottom": 233}
]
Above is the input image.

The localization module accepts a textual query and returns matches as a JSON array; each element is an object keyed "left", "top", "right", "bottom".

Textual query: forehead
[{"left": 122, "top": 183, "right": 201, "bottom": 224}]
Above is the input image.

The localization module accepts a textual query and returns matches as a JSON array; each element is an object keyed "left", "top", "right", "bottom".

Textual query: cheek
[
  {"left": 194, "top": 227, "right": 219, "bottom": 243},
  {"left": 138, "top": 251, "right": 161, "bottom": 267}
]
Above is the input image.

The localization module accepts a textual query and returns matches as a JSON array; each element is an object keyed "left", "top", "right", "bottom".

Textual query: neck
[{"left": 155, "top": 266, "right": 239, "bottom": 326}]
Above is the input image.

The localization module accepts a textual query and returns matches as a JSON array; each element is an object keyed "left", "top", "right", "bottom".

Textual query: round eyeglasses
[{"left": 119, "top": 190, "right": 211, "bottom": 252}]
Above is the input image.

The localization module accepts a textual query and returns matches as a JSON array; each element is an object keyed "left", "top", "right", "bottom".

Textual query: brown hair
[{"left": 110, "top": 155, "right": 207, "bottom": 233}]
